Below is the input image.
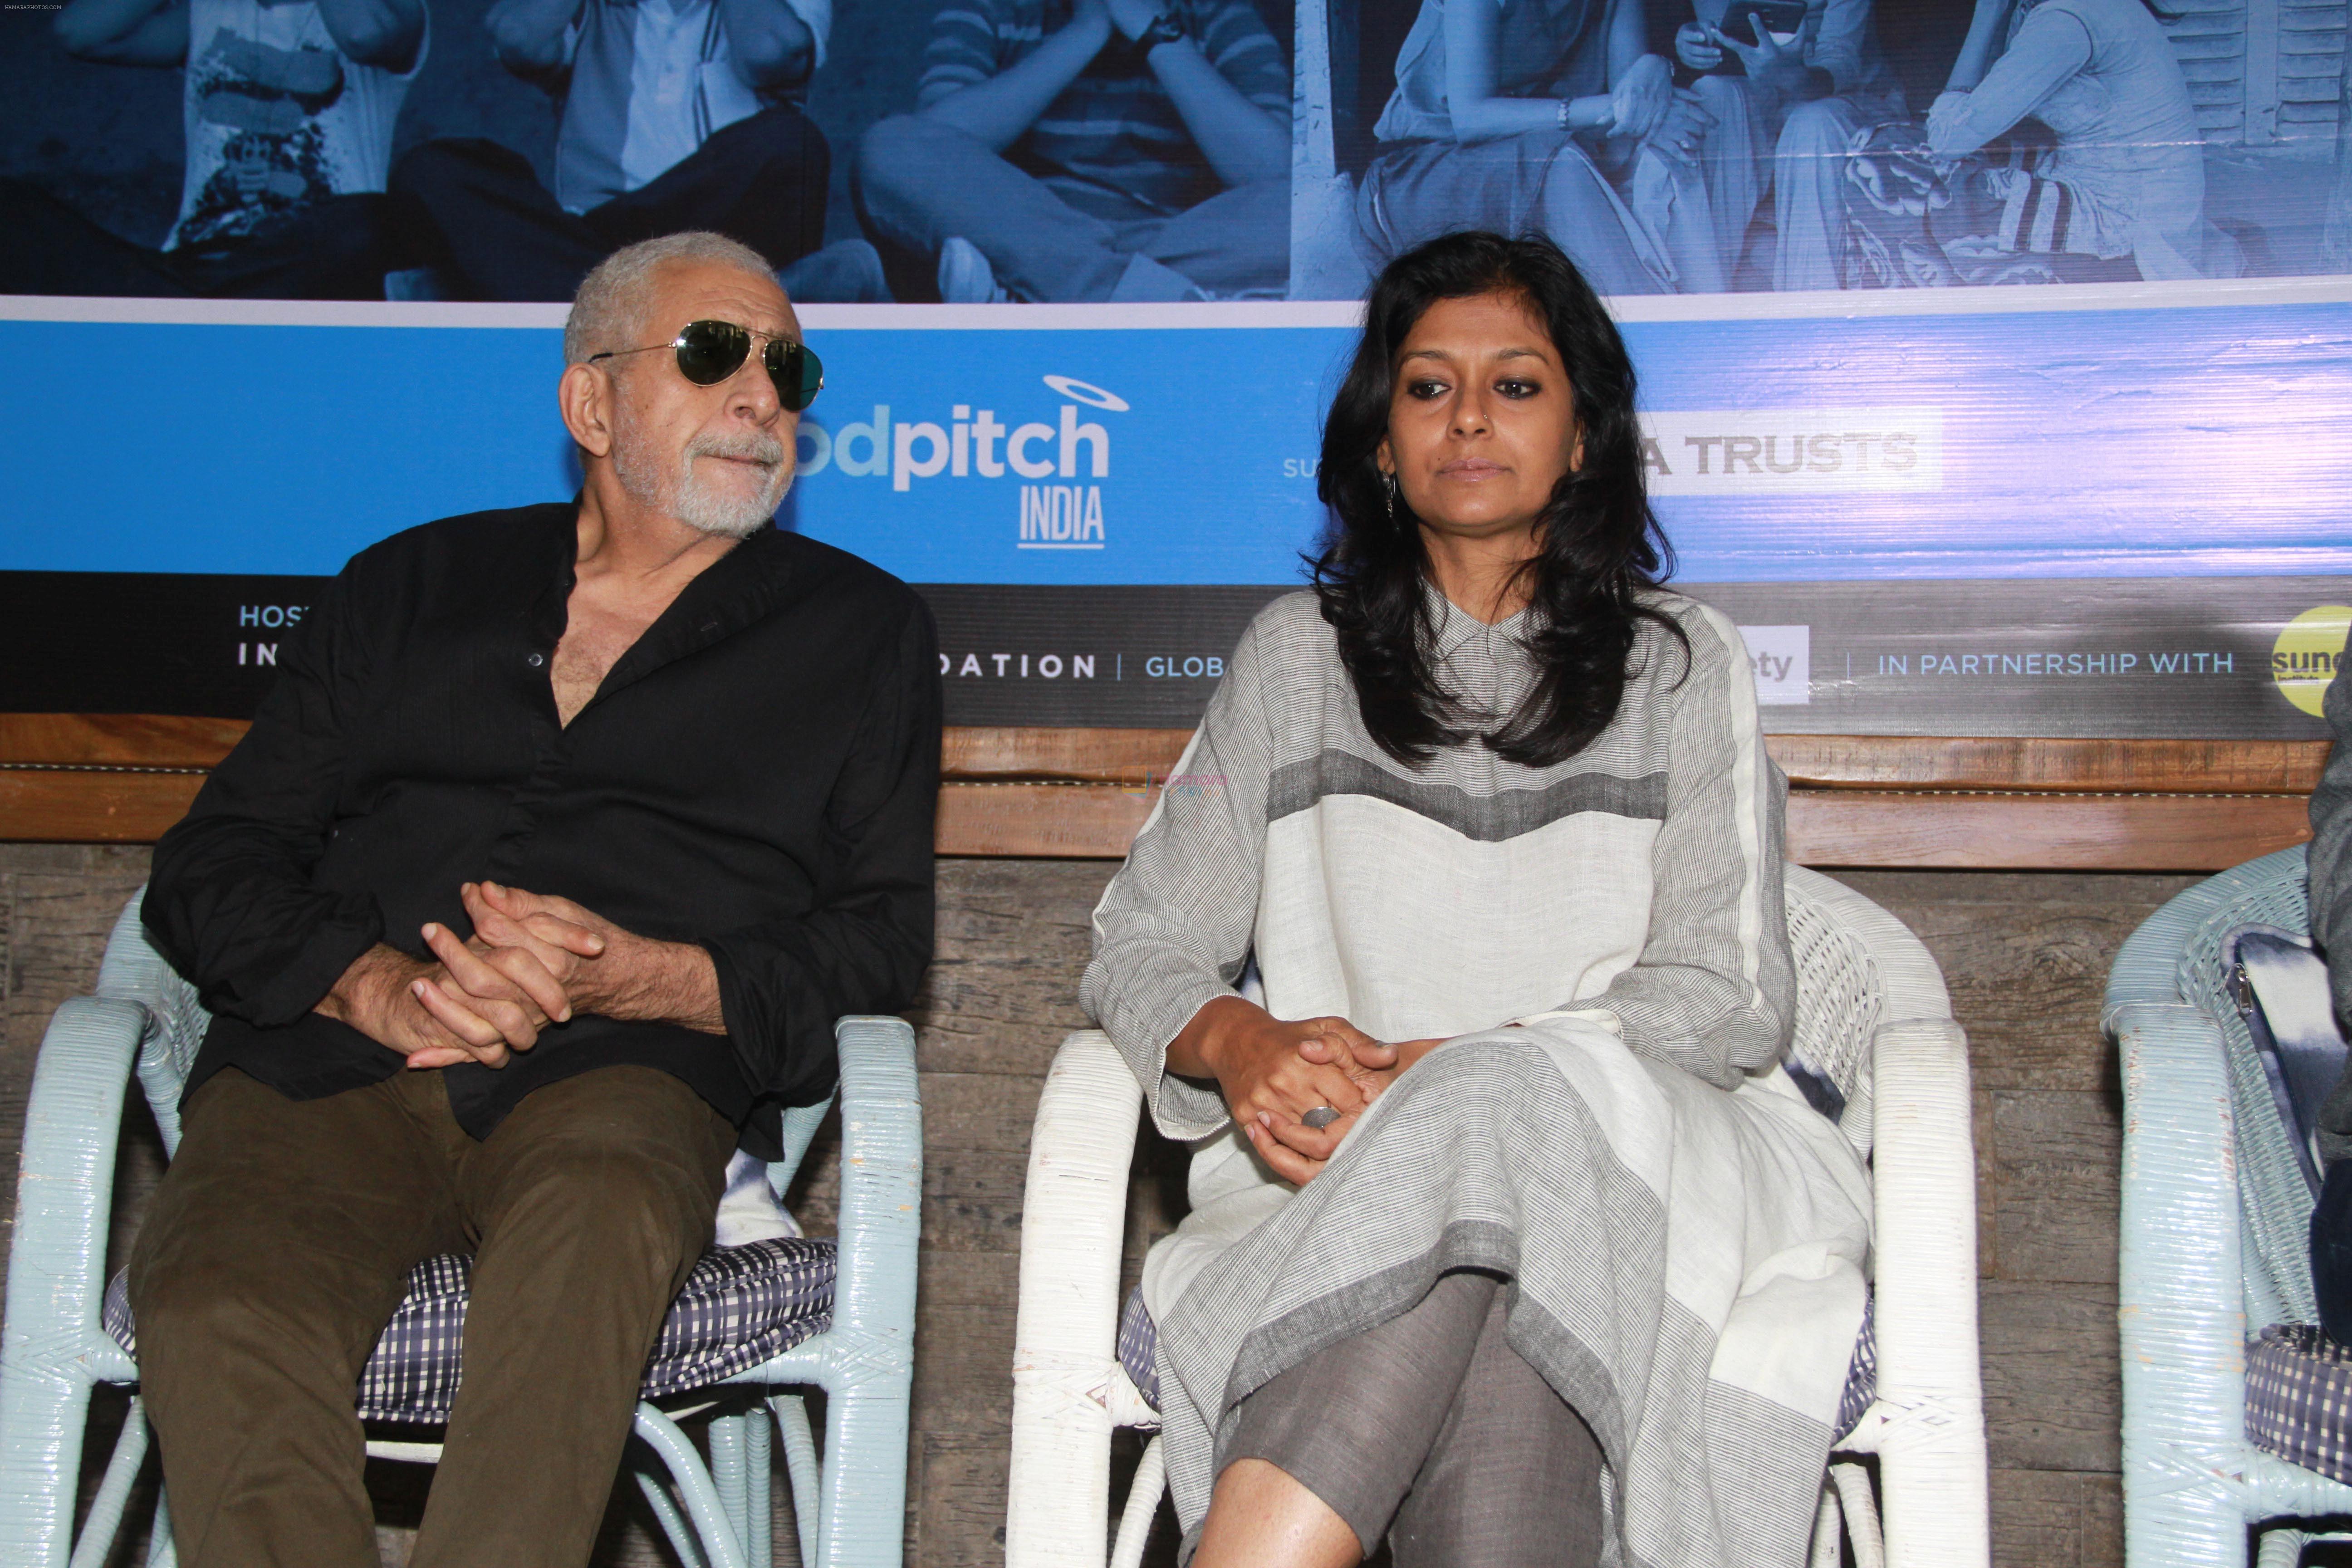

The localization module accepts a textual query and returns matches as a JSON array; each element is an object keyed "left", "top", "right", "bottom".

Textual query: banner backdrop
[{"left": 4, "top": 0, "right": 2350, "bottom": 735}]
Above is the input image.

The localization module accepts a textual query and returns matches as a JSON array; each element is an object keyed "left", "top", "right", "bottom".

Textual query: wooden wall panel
[
  {"left": 933, "top": 783, "right": 1156, "bottom": 859},
  {"left": 4, "top": 715, "right": 2331, "bottom": 792},
  {"left": 1768, "top": 735, "right": 2326, "bottom": 795},
  {"left": 0, "top": 769, "right": 206, "bottom": 844},
  {"left": 0, "top": 713, "right": 249, "bottom": 768},
  {"left": 0, "top": 715, "right": 2327, "bottom": 868},
  {"left": 1784, "top": 791, "right": 2312, "bottom": 871}
]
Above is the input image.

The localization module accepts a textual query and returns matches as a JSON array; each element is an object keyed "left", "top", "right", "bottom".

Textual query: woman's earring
[{"left": 1383, "top": 471, "right": 1398, "bottom": 522}]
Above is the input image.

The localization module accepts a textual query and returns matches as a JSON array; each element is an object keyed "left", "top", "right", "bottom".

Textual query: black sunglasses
[{"left": 590, "top": 319, "right": 824, "bottom": 412}]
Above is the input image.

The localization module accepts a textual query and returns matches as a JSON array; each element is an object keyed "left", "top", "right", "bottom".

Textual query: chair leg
[
  {"left": 747, "top": 1404, "right": 773, "bottom": 1568},
  {"left": 816, "top": 1372, "right": 912, "bottom": 1568},
  {"left": 772, "top": 1393, "right": 821, "bottom": 1568},
  {"left": 1107, "top": 1434, "right": 1165, "bottom": 1568},
  {"left": 1809, "top": 1483, "right": 1844, "bottom": 1568},
  {"left": 0, "top": 1359, "right": 100, "bottom": 1568},
  {"left": 1830, "top": 1461, "right": 1885, "bottom": 1568},
  {"left": 147, "top": 1488, "right": 175, "bottom": 1568},
  {"left": 634, "top": 1467, "right": 713, "bottom": 1568},
  {"left": 68, "top": 1396, "right": 151, "bottom": 1568},
  {"left": 2256, "top": 1527, "right": 2308, "bottom": 1568},
  {"left": 635, "top": 1402, "right": 750, "bottom": 1568},
  {"left": 713, "top": 1411, "right": 750, "bottom": 1548}
]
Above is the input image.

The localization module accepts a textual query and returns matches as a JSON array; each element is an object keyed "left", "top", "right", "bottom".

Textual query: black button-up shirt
[{"left": 145, "top": 503, "right": 940, "bottom": 1155}]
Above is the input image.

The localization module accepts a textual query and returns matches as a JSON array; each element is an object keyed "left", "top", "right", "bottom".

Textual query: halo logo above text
[{"left": 1043, "top": 376, "right": 1129, "bottom": 411}]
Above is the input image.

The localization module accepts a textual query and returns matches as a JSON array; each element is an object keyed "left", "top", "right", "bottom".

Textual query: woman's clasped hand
[{"left": 1170, "top": 994, "right": 1446, "bottom": 1183}]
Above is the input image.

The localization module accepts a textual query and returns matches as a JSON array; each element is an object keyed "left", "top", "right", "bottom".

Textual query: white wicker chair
[
  {"left": 2106, "top": 845, "right": 2352, "bottom": 1567},
  {"left": 1004, "top": 864, "right": 1988, "bottom": 1568}
]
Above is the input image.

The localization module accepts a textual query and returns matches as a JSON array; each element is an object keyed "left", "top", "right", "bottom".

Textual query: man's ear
[{"left": 560, "top": 362, "right": 615, "bottom": 461}]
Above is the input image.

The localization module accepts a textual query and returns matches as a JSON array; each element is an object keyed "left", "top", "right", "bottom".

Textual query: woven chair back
[
  {"left": 2176, "top": 857, "right": 2320, "bottom": 1324},
  {"left": 1785, "top": 874, "right": 1883, "bottom": 1161}
]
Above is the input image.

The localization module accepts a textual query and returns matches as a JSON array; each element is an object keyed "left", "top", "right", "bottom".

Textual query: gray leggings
[{"left": 1222, "top": 1271, "right": 1604, "bottom": 1567}]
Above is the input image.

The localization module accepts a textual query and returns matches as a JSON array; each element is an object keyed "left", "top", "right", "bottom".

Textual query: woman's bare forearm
[{"left": 1166, "top": 992, "right": 1263, "bottom": 1078}]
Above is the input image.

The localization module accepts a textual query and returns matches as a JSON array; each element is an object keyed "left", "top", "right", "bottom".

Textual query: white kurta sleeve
[
  {"left": 1586, "top": 605, "right": 1796, "bottom": 1088},
  {"left": 1079, "top": 615, "right": 1276, "bottom": 1138}
]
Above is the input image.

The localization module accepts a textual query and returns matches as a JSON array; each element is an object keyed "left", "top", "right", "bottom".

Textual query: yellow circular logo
[{"left": 2273, "top": 605, "right": 2352, "bottom": 716}]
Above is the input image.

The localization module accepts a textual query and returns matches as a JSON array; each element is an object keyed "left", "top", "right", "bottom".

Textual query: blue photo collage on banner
[{"left": 2, "top": 0, "right": 2350, "bottom": 730}]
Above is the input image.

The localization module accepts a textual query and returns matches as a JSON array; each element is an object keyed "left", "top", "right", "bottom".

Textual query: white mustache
[{"left": 689, "top": 432, "right": 786, "bottom": 467}]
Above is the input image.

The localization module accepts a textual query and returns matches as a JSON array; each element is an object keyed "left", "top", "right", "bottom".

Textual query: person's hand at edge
[
  {"left": 407, "top": 910, "right": 582, "bottom": 1062},
  {"left": 1258, "top": 1034, "right": 1454, "bottom": 1182},
  {"left": 468, "top": 881, "right": 726, "bottom": 1033},
  {"left": 400, "top": 881, "right": 611, "bottom": 1068},
  {"left": 1293, "top": 1025, "right": 1400, "bottom": 1098},
  {"left": 1297, "top": 1031, "right": 1450, "bottom": 1087},
  {"left": 1170, "top": 997, "right": 1387, "bottom": 1169},
  {"left": 1674, "top": 19, "right": 1723, "bottom": 71},
  {"left": 314, "top": 943, "right": 511, "bottom": 1069},
  {"left": 1608, "top": 52, "right": 1676, "bottom": 140},
  {"left": 457, "top": 880, "right": 608, "bottom": 997},
  {"left": 1708, "top": 9, "right": 1822, "bottom": 103},
  {"left": 1639, "top": 86, "right": 1716, "bottom": 168}
]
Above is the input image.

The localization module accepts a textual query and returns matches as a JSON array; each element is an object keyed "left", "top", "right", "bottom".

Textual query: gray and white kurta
[{"left": 1081, "top": 588, "right": 1872, "bottom": 1568}]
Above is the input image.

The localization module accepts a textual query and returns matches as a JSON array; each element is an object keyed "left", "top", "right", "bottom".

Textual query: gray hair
[{"left": 564, "top": 232, "right": 780, "bottom": 366}]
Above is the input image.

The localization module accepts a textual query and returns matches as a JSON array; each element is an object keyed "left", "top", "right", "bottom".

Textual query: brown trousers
[{"left": 127, "top": 1064, "right": 736, "bottom": 1568}]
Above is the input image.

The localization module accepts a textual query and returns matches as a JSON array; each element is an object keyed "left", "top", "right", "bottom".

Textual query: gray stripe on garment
[{"left": 1266, "top": 749, "right": 1667, "bottom": 841}]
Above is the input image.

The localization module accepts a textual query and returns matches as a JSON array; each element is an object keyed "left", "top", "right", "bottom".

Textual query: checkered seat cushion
[
  {"left": 1114, "top": 1284, "right": 1881, "bottom": 1440},
  {"left": 2248, "top": 1323, "right": 2352, "bottom": 1483},
  {"left": 103, "top": 1237, "right": 836, "bottom": 1424}
]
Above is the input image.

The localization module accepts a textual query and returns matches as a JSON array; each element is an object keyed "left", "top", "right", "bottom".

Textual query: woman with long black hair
[{"left": 1080, "top": 229, "right": 1871, "bottom": 1567}]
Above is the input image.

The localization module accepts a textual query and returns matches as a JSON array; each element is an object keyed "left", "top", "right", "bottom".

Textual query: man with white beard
[{"left": 129, "top": 230, "right": 939, "bottom": 1568}]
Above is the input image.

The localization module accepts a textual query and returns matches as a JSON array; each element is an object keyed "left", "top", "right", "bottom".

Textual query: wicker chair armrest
[
  {"left": 1862, "top": 1016, "right": 1989, "bottom": 1568},
  {"left": 3, "top": 995, "right": 147, "bottom": 1382},
  {"left": 1006, "top": 1030, "right": 1147, "bottom": 1568},
  {"left": 0, "top": 995, "right": 147, "bottom": 1566},
  {"left": 2115, "top": 999, "right": 2248, "bottom": 1482},
  {"left": 825, "top": 1016, "right": 922, "bottom": 1346}
]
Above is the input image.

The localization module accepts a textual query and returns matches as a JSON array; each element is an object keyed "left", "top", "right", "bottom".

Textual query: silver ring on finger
[{"left": 1303, "top": 1105, "right": 1340, "bottom": 1130}]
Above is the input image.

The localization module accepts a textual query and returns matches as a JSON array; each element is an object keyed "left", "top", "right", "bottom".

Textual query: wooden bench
[{"left": 0, "top": 714, "right": 2322, "bottom": 869}]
